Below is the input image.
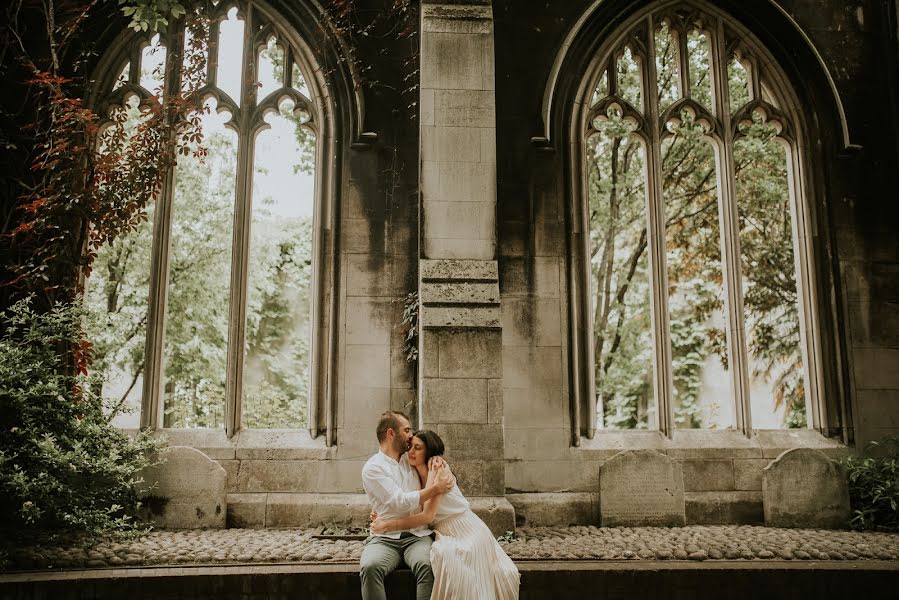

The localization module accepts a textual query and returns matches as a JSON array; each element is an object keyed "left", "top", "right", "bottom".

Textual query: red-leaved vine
[{"left": 5, "top": 0, "right": 209, "bottom": 308}]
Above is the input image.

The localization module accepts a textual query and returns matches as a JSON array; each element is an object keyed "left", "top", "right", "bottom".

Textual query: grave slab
[
  {"left": 600, "top": 450, "right": 685, "bottom": 527},
  {"left": 139, "top": 446, "right": 226, "bottom": 529},
  {"left": 762, "top": 448, "right": 850, "bottom": 529}
]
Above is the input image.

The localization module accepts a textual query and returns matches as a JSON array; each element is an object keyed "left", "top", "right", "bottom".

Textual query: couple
[{"left": 360, "top": 410, "right": 520, "bottom": 600}]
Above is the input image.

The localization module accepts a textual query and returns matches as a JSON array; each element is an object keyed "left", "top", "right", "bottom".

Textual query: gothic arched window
[
  {"left": 85, "top": 1, "right": 340, "bottom": 438},
  {"left": 576, "top": 2, "right": 824, "bottom": 436}
]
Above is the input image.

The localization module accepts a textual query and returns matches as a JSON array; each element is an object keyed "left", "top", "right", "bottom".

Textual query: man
[{"left": 360, "top": 411, "right": 454, "bottom": 600}]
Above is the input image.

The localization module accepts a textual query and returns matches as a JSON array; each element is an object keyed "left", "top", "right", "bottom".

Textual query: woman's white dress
[{"left": 429, "top": 482, "right": 520, "bottom": 599}]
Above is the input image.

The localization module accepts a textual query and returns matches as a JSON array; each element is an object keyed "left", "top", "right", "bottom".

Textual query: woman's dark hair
[{"left": 413, "top": 430, "right": 445, "bottom": 460}]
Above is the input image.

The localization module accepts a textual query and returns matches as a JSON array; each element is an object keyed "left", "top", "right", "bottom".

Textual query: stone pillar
[
  {"left": 418, "top": 1, "right": 513, "bottom": 532},
  {"left": 420, "top": 1, "right": 496, "bottom": 260}
]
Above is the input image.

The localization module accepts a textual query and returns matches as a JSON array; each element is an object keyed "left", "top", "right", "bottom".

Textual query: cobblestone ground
[{"left": 7, "top": 526, "right": 899, "bottom": 571}]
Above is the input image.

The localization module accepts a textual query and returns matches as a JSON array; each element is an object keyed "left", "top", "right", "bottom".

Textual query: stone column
[{"left": 418, "top": 1, "right": 513, "bottom": 533}]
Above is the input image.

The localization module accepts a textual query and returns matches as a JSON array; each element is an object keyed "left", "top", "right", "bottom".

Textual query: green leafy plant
[
  {"left": 839, "top": 437, "right": 899, "bottom": 531},
  {"left": 0, "top": 297, "right": 163, "bottom": 544},
  {"left": 119, "top": 0, "right": 186, "bottom": 32},
  {"left": 496, "top": 530, "right": 516, "bottom": 543},
  {"left": 402, "top": 290, "right": 419, "bottom": 365}
]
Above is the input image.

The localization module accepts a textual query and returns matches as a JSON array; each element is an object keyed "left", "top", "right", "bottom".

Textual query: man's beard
[{"left": 393, "top": 435, "right": 408, "bottom": 455}]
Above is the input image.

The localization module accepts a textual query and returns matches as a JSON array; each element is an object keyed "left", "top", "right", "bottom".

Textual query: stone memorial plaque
[
  {"left": 763, "top": 448, "right": 850, "bottom": 529},
  {"left": 139, "top": 446, "right": 227, "bottom": 529},
  {"left": 600, "top": 450, "right": 685, "bottom": 527}
]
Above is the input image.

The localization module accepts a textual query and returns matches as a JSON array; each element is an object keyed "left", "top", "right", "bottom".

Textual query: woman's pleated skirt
[{"left": 430, "top": 509, "right": 520, "bottom": 600}]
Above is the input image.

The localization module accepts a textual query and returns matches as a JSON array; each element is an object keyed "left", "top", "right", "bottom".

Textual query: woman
[{"left": 370, "top": 430, "right": 520, "bottom": 600}]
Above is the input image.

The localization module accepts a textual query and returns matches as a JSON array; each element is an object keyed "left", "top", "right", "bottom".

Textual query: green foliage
[
  {"left": 840, "top": 437, "right": 899, "bottom": 532},
  {"left": 496, "top": 530, "right": 516, "bottom": 543},
  {"left": 119, "top": 0, "right": 186, "bottom": 33},
  {"left": 402, "top": 291, "right": 419, "bottom": 365},
  {"left": 0, "top": 298, "right": 162, "bottom": 542}
]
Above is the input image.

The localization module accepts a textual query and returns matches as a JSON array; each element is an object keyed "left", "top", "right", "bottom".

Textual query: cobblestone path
[{"left": 7, "top": 526, "right": 899, "bottom": 571}]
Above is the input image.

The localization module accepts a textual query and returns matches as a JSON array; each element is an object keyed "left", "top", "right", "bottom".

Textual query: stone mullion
[
  {"left": 642, "top": 17, "right": 676, "bottom": 437},
  {"left": 710, "top": 19, "right": 753, "bottom": 436},
  {"left": 207, "top": 17, "right": 220, "bottom": 89},
  {"left": 676, "top": 24, "right": 691, "bottom": 100},
  {"left": 785, "top": 143, "right": 824, "bottom": 431},
  {"left": 224, "top": 4, "right": 257, "bottom": 437},
  {"left": 140, "top": 23, "right": 184, "bottom": 430}
]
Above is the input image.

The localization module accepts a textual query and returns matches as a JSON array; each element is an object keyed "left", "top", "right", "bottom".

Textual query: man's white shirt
[{"left": 361, "top": 450, "right": 432, "bottom": 539}]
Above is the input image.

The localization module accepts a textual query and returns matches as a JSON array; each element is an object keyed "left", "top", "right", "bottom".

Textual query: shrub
[
  {"left": 0, "top": 298, "right": 162, "bottom": 544},
  {"left": 840, "top": 437, "right": 899, "bottom": 532}
]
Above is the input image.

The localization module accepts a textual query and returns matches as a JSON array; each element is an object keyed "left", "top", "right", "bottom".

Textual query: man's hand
[
  {"left": 370, "top": 518, "right": 389, "bottom": 534},
  {"left": 428, "top": 456, "right": 448, "bottom": 470},
  {"left": 370, "top": 510, "right": 378, "bottom": 522}
]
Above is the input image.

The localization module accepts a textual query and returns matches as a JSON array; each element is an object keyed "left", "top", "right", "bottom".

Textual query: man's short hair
[{"left": 376, "top": 410, "right": 410, "bottom": 443}]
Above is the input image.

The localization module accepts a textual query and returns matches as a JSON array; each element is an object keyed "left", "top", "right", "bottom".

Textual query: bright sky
[{"left": 217, "top": 9, "right": 315, "bottom": 219}]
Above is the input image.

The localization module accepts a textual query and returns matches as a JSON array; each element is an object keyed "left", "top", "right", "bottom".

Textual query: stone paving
[{"left": 6, "top": 526, "right": 899, "bottom": 571}]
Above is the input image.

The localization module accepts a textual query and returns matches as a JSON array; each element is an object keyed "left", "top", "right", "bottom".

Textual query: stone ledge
[
  {"left": 577, "top": 429, "right": 849, "bottom": 460},
  {"left": 420, "top": 281, "right": 500, "bottom": 304},
  {"left": 135, "top": 429, "right": 331, "bottom": 461},
  {"left": 421, "top": 305, "right": 501, "bottom": 328},
  {"left": 420, "top": 259, "right": 498, "bottom": 282},
  {"left": 507, "top": 493, "right": 599, "bottom": 527},
  {"left": 224, "top": 493, "right": 514, "bottom": 534}
]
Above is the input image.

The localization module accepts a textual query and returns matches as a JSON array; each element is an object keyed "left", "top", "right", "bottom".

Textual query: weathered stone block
[
  {"left": 762, "top": 448, "right": 850, "bottom": 529},
  {"left": 421, "top": 127, "right": 486, "bottom": 164},
  {"left": 421, "top": 305, "right": 501, "bottom": 329},
  {"left": 345, "top": 298, "right": 392, "bottom": 345},
  {"left": 854, "top": 347, "right": 899, "bottom": 390},
  {"left": 685, "top": 491, "right": 763, "bottom": 525},
  {"left": 734, "top": 458, "right": 770, "bottom": 491},
  {"left": 235, "top": 430, "right": 331, "bottom": 461},
  {"left": 681, "top": 460, "right": 735, "bottom": 492},
  {"left": 534, "top": 299, "right": 561, "bottom": 346},
  {"left": 218, "top": 459, "right": 240, "bottom": 493},
  {"left": 502, "top": 346, "right": 532, "bottom": 388},
  {"left": 599, "top": 450, "right": 685, "bottom": 527},
  {"left": 423, "top": 378, "right": 487, "bottom": 423},
  {"left": 342, "top": 386, "right": 391, "bottom": 428},
  {"left": 226, "top": 493, "right": 266, "bottom": 528},
  {"left": 236, "top": 459, "right": 365, "bottom": 494},
  {"left": 155, "top": 429, "right": 236, "bottom": 460},
  {"left": 422, "top": 161, "right": 496, "bottom": 204},
  {"left": 390, "top": 388, "right": 416, "bottom": 415},
  {"left": 139, "top": 446, "right": 226, "bottom": 529},
  {"left": 344, "top": 345, "right": 391, "bottom": 389},
  {"left": 424, "top": 237, "right": 495, "bottom": 260},
  {"left": 505, "top": 459, "right": 601, "bottom": 493},
  {"left": 265, "top": 493, "right": 371, "bottom": 528},
  {"left": 448, "top": 459, "right": 504, "bottom": 496},
  {"left": 507, "top": 492, "right": 599, "bottom": 527},
  {"left": 437, "top": 330, "right": 502, "bottom": 377},
  {"left": 439, "top": 423, "right": 504, "bottom": 460},
  {"left": 346, "top": 254, "right": 392, "bottom": 297},
  {"left": 420, "top": 281, "right": 499, "bottom": 304},
  {"left": 534, "top": 257, "right": 561, "bottom": 298},
  {"left": 422, "top": 334, "right": 439, "bottom": 378},
  {"left": 420, "top": 32, "right": 493, "bottom": 91},
  {"left": 468, "top": 497, "right": 515, "bottom": 536},
  {"left": 504, "top": 428, "right": 570, "bottom": 461},
  {"left": 487, "top": 378, "right": 503, "bottom": 423},
  {"left": 421, "top": 259, "right": 497, "bottom": 281},
  {"left": 500, "top": 297, "right": 531, "bottom": 346},
  {"left": 433, "top": 90, "right": 495, "bottom": 128}
]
